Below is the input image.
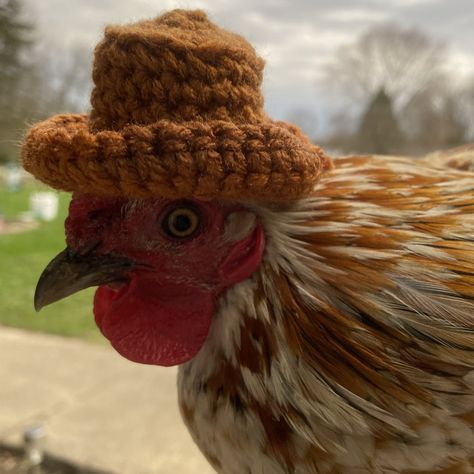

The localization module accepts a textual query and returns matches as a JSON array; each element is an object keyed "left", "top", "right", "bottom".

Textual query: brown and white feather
[
  {"left": 424, "top": 144, "right": 474, "bottom": 172},
  {"left": 179, "top": 154, "right": 474, "bottom": 473}
]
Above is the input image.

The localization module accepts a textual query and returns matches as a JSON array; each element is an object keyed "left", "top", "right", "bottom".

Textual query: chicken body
[
  {"left": 178, "top": 154, "right": 474, "bottom": 473},
  {"left": 35, "top": 153, "right": 474, "bottom": 473}
]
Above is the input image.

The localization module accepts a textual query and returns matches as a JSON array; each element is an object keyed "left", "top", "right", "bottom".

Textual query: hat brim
[{"left": 22, "top": 114, "right": 331, "bottom": 201}]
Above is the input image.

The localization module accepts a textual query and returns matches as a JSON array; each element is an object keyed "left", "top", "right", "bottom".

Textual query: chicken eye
[{"left": 163, "top": 206, "right": 200, "bottom": 239}]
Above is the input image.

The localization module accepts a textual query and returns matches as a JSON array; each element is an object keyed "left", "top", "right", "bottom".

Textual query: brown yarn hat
[{"left": 22, "top": 10, "right": 332, "bottom": 201}]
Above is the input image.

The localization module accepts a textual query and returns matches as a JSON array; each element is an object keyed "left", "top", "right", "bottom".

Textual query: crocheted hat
[{"left": 22, "top": 9, "right": 332, "bottom": 201}]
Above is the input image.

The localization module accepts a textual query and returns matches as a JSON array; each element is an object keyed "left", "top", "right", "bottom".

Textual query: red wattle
[{"left": 93, "top": 275, "right": 214, "bottom": 366}]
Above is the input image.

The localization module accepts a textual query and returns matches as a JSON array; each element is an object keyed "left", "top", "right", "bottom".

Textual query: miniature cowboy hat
[{"left": 22, "top": 9, "right": 331, "bottom": 201}]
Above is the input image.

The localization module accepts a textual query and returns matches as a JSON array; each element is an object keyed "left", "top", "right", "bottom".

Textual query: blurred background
[{"left": 0, "top": 0, "right": 473, "bottom": 473}]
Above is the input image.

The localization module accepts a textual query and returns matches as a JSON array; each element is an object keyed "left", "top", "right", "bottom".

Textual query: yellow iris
[{"left": 164, "top": 207, "right": 200, "bottom": 238}]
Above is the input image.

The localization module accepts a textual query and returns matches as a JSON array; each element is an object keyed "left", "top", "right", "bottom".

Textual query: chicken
[
  {"left": 22, "top": 9, "right": 473, "bottom": 474},
  {"left": 424, "top": 144, "right": 474, "bottom": 172},
  {"left": 30, "top": 152, "right": 474, "bottom": 474}
]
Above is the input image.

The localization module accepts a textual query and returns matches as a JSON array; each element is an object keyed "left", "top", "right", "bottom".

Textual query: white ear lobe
[{"left": 223, "top": 211, "right": 257, "bottom": 243}]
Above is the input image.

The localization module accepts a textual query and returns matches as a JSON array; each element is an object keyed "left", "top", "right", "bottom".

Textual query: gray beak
[{"left": 34, "top": 247, "right": 138, "bottom": 311}]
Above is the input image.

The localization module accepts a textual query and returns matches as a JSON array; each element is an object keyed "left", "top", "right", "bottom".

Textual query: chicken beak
[{"left": 34, "top": 247, "right": 138, "bottom": 312}]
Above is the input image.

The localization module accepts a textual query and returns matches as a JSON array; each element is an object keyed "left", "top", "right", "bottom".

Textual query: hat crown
[{"left": 89, "top": 10, "right": 266, "bottom": 131}]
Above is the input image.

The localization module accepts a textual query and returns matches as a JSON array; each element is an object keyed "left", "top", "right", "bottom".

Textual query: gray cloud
[{"left": 23, "top": 0, "right": 474, "bottom": 134}]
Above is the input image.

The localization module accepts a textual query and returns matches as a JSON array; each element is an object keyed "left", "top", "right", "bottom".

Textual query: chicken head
[{"left": 35, "top": 194, "right": 265, "bottom": 366}]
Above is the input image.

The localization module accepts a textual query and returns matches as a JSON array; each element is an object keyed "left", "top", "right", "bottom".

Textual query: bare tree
[
  {"left": 19, "top": 43, "right": 92, "bottom": 120},
  {"left": 458, "top": 77, "right": 474, "bottom": 141},
  {"left": 401, "top": 88, "right": 468, "bottom": 153},
  {"left": 320, "top": 109, "right": 357, "bottom": 155},
  {"left": 324, "top": 24, "right": 447, "bottom": 111},
  {"left": 0, "top": 41, "right": 92, "bottom": 162},
  {"left": 321, "top": 23, "right": 474, "bottom": 155}
]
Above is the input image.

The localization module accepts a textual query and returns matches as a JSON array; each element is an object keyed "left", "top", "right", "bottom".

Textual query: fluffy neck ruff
[{"left": 178, "top": 155, "right": 474, "bottom": 472}]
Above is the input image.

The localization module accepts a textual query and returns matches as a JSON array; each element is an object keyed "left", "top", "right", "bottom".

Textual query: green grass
[{"left": 0, "top": 181, "right": 102, "bottom": 342}]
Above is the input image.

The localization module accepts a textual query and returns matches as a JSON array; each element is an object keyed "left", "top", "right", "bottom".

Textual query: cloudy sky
[{"left": 23, "top": 0, "right": 474, "bottom": 136}]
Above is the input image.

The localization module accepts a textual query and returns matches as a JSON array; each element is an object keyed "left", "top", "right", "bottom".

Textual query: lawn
[{"left": 0, "top": 180, "right": 102, "bottom": 342}]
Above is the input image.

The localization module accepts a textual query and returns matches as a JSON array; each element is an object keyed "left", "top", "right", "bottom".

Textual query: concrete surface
[{"left": 0, "top": 326, "right": 214, "bottom": 474}]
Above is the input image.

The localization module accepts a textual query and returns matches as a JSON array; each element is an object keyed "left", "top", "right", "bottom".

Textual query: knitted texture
[{"left": 22, "top": 9, "right": 332, "bottom": 201}]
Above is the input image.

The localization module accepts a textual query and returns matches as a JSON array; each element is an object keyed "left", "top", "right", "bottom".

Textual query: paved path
[{"left": 0, "top": 326, "right": 214, "bottom": 474}]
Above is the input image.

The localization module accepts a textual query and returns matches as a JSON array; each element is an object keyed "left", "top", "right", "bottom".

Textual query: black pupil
[{"left": 173, "top": 214, "right": 191, "bottom": 232}]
